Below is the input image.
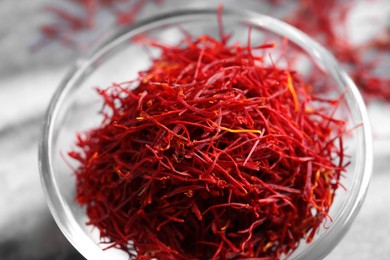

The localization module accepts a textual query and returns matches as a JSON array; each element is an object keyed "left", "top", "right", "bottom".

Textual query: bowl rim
[{"left": 38, "top": 6, "right": 373, "bottom": 260}]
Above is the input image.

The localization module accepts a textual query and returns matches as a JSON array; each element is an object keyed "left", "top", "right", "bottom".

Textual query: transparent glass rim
[{"left": 39, "top": 7, "right": 373, "bottom": 260}]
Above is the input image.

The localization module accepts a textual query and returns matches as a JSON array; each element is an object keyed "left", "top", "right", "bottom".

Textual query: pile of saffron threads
[{"left": 70, "top": 32, "right": 348, "bottom": 259}]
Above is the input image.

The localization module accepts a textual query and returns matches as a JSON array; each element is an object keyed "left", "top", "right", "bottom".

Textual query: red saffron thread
[{"left": 69, "top": 13, "right": 349, "bottom": 259}]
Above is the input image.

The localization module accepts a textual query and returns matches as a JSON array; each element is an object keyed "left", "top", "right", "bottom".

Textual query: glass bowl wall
[{"left": 39, "top": 8, "right": 372, "bottom": 260}]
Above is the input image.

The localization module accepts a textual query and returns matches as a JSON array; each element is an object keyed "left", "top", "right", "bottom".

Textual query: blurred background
[{"left": 0, "top": 0, "right": 389, "bottom": 259}]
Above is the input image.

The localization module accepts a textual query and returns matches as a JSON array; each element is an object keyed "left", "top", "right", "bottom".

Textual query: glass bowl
[{"left": 39, "top": 7, "right": 373, "bottom": 260}]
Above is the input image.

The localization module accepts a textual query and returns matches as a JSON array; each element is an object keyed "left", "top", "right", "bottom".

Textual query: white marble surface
[{"left": 0, "top": 0, "right": 389, "bottom": 259}]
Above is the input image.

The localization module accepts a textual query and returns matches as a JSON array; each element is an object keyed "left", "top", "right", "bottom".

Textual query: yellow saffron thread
[
  {"left": 220, "top": 126, "right": 262, "bottom": 134},
  {"left": 287, "top": 73, "right": 299, "bottom": 112}
]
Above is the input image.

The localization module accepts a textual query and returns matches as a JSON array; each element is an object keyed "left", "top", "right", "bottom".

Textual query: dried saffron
[
  {"left": 280, "top": 0, "right": 390, "bottom": 101},
  {"left": 69, "top": 16, "right": 349, "bottom": 260},
  {"left": 38, "top": 0, "right": 389, "bottom": 101},
  {"left": 36, "top": 0, "right": 164, "bottom": 48}
]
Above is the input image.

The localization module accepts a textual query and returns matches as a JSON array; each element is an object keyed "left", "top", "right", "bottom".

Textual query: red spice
[
  {"left": 37, "top": 0, "right": 164, "bottom": 47},
  {"left": 69, "top": 22, "right": 348, "bottom": 259},
  {"left": 281, "top": 0, "right": 390, "bottom": 100},
  {"left": 38, "top": 0, "right": 389, "bottom": 101}
]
